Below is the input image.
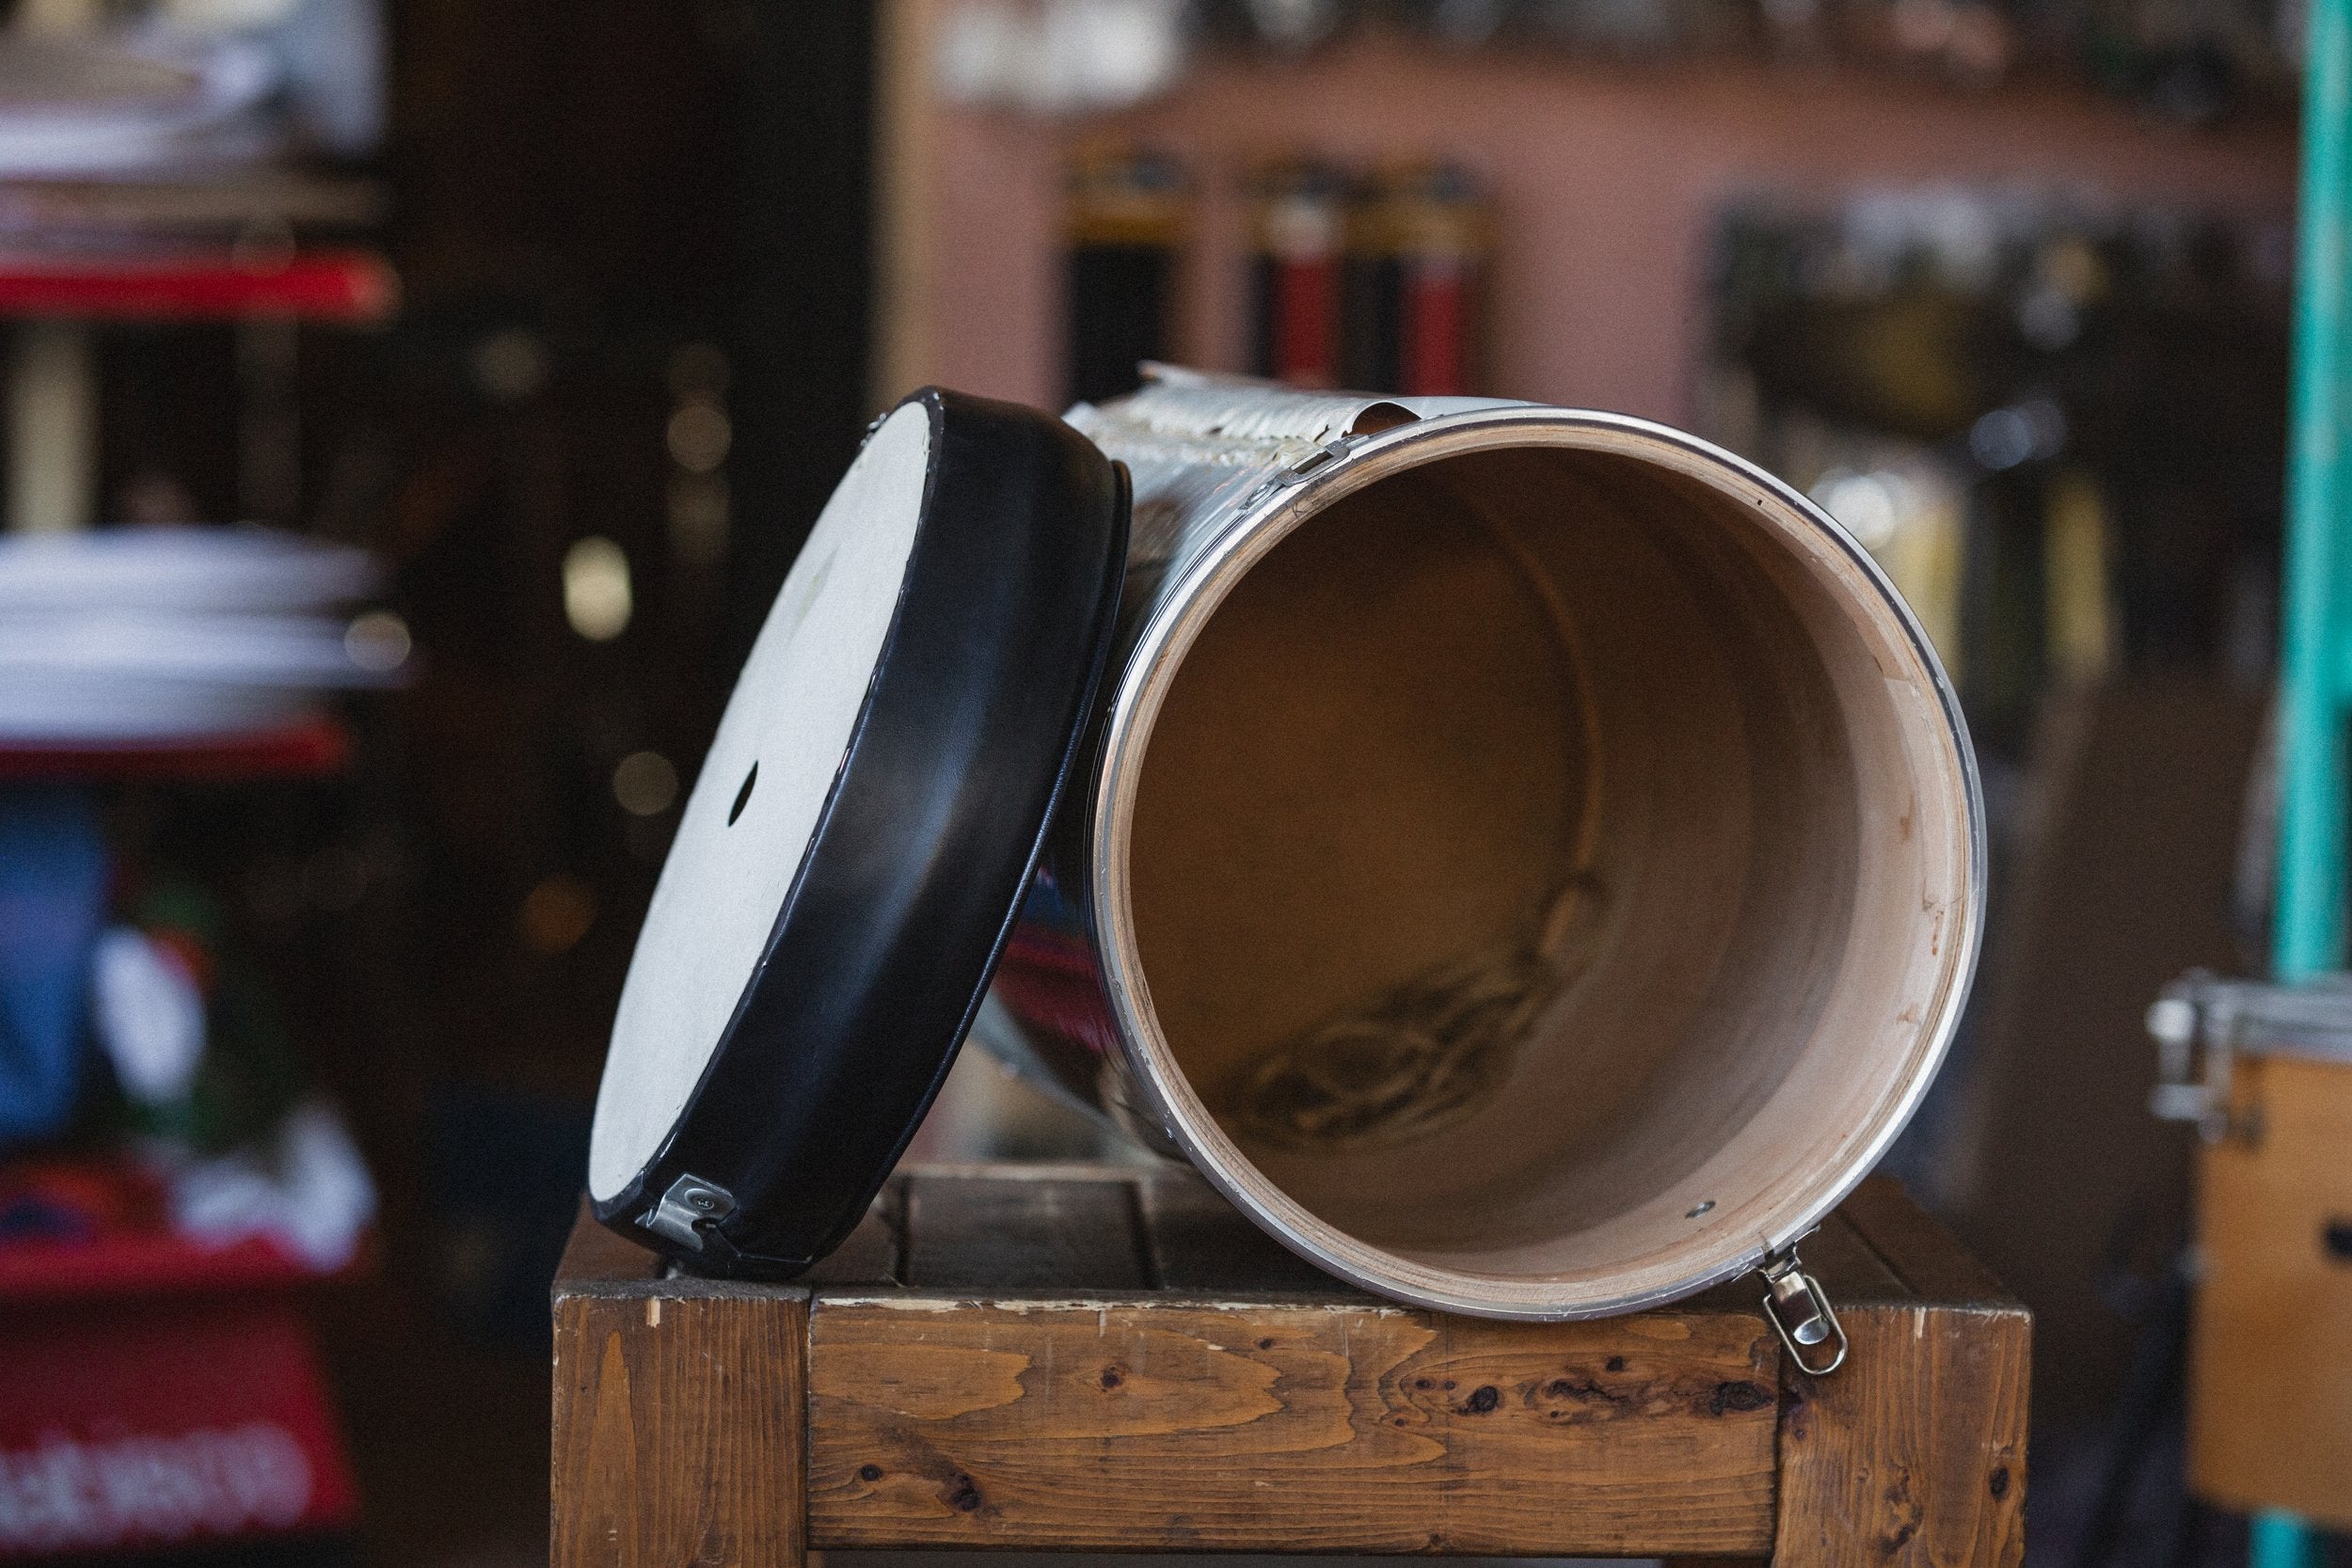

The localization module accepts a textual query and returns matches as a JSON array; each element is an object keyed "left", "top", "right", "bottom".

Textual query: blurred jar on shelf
[
  {"left": 1342, "top": 160, "right": 1491, "bottom": 397},
  {"left": 1247, "top": 157, "right": 1350, "bottom": 388},
  {"left": 1064, "top": 142, "right": 1193, "bottom": 406}
]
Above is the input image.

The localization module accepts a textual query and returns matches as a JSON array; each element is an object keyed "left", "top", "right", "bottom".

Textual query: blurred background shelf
[
  {"left": 878, "top": 15, "right": 2294, "bottom": 421},
  {"left": 0, "top": 172, "right": 385, "bottom": 238}
]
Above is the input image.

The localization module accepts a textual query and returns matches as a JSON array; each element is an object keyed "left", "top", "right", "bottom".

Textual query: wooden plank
[
  {"left": 805, "top": 1297, "right": 1778, "bottom": 1556},
  {"left": 902, "top": 1171, "right": 1147, "bottom": 1290},
  {"left": 1804, "top": 1209, "right": 1913, "bottom": 1305},
  {"left": 804, "top": 1187, "right": 901, "bottom": 1287},
  {"left": 551, "top": 1281, "right": 807, "bottom": 1568},
  {"left": 1136, "top": 1167, "right": 1351, "bottom": 1295},
  {"left": 1773, "top": 1297, "right": 2030, "bottom": 1568},
  {"left": 1841, "top": 1176, "right": 2012, "bottom": 1307},
  {"left": 547, "top": 1169, "right": 2027, "bottom": 1566},
  {"left": 2186, "top": 1054, "right": 2352, "bottom": 1528},
  {"left": 554, "top": 1198, "right": 661, "bottom": 1291},
  {"left": 899, "top": 1160, "right": 1143, "bottom": 1181},
  {"left": 1631, "top": 1205, "right": 1909, "bottom": 1323}
]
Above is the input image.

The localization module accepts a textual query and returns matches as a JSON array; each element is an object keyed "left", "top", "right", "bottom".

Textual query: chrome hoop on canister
[{"left": 979, "top": 366, "right": 1984, "bottom": 1327}]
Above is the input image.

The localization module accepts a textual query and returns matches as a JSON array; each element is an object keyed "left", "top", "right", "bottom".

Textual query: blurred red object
[
  {"left": 0, "top": 1155, "right": 364, "bottom": 1556},
  {"left": 0, "top": 1154, "right": 370, "bottom": 1304},
  {"left": 0, "top": 1298, "right": 358, "bottom": 1557},
  {"left": 0, "top": 717, "right": 351, "bottom": 784},
  {"left": 0, "top": 249, "right": 396, "bottom": 323}
]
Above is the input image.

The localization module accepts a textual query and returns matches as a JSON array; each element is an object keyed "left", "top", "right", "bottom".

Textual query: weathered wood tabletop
[{"left": 552, "top": 1163, "right": 2026, "bottom": 1568}]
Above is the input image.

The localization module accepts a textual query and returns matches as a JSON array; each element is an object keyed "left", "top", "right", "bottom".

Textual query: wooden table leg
[
  {"left": 1773, "top": 1192, "right": 2032, "bottom": 1568},
  {"left": 552, "top": 1278, "right": 809, "bottom": 1568}
]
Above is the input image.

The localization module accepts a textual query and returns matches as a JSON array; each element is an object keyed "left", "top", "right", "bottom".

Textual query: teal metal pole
[
  {"left": 2277, "top": 0, "right": 2352, "bottom": 980},
  {"left": 2252, "top": 1509, "right": 2328, "bottom": 1568},
  {"left": 2252, "top": 0, "right": 2352, "bottom": 1559}
]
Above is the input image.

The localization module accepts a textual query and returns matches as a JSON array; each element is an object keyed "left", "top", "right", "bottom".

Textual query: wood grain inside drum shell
[{"left": 1108, "top": 423, "right": 1976, "bottom": 1315}]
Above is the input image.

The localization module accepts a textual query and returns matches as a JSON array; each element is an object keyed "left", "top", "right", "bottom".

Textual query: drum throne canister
[{"left": 586, "top": 368, "right": 1984, "bottom": 1371}]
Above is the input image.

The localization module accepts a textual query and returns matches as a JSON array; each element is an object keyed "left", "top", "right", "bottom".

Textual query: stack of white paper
[
  {"left": 0, "top": 33, "right": 279, "bottom": 178},
  {"left": 0, "top": 525, "right": 402, "bottom": 742}
]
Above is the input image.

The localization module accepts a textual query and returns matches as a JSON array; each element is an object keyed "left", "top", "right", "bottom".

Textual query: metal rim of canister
[{"left": 1083, "top": 404, "right": 1988, "bottom": 1321}]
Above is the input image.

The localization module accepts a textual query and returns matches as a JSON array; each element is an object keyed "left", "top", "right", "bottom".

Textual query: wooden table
[{"left": 552, "top": 1163, "right": 2027, "bottom": 1567}]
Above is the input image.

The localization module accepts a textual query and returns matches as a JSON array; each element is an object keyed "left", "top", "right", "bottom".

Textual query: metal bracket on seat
[{"left": 643, "top": 1173, "right": 736, "bottom": 1251}]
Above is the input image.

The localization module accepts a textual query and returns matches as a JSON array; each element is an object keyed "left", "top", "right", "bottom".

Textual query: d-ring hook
[{"left": 1761, "top": 1243, "right": 1849, "bottom": 1377}]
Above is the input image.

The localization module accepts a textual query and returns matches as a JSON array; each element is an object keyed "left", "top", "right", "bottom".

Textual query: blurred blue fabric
[{"left": 0, "top": 784, "right": 106, "bottom": 1147}]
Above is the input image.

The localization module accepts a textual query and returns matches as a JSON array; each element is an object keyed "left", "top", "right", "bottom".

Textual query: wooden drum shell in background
[{"left": 977, "top": 372, "right": 1983, "bottom": 1321}]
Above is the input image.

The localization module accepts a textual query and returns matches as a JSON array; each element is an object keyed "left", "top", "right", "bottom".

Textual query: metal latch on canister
[{"left": 1761, "top": 1241, "right": 1849, "bottom": 1377}]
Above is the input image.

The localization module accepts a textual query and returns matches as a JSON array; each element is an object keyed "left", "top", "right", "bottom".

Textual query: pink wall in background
[{"left": 902, "top": 34, "right": 2296, "bottom": 424}]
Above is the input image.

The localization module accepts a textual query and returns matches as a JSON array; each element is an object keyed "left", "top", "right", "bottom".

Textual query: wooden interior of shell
[{"left": 1122, "top": 436, "right": 1974, "bottom": 1306}]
